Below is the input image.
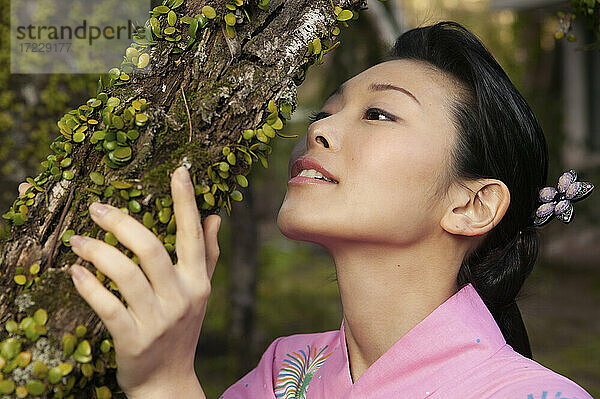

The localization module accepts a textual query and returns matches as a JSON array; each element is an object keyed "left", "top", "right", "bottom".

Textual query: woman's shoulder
[{"left": 462, "top": 344, "right": 595, "bottom": 399}]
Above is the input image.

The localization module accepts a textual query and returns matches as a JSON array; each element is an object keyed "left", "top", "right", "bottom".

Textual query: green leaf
[
  {"left": 113, "top": 146, "right": 132, "bottom": 160},
  {"left": 26, "top": 380, "right": 46, "bottom": 396},
  {"left": 230, "top": 190, "right": 243, "bottom": 201},
  {"left": 128, "top": 200, "right": 141, "bottom": 213},
  {"left": 0, "top": 379, "right": 14, "bottom": 395},
  {"left": 89, "top": 172, "right": 104, "bottom": 185},
  {"left": 33, "top": 309, "right": 48, "bottom": 326},
  {"left": 158, "top": 208, "right": 172, "bottom": 224},
  {"left": 48, "top": 367, "right": 62, "bottom": 384},
  {"left": 262, "top": 124, "right": 275, "bottom": 138},
  {"left": 224, "top": 12, "right": 236, "bottom": 26},
  {"left": 124, "top": 131, "right": 138, "bottom": 143},
  {"left": 108, "top": 68, "right": 120, "bottom": 80},
  {"left": 73, "top": 131, "right": 85, "bottom": 143},
  {"left": 257, "top": 0, "right": 270, "bottom": 11},
  {"left": 110, "top": 180, "right": 132, "bottom": 189},
  {"left": 60, "top": 157, "right": 72, "bottom": 168},
  {"left": 227, "top": 152, "right": 236, "bottom": 165},
  {"left": 336, "top": 9, "right": 353, "bottom": 21},
  {"left": 189, "top": 18, "right": 199, "bottom": 38},
  {"left": 312, "top": 38, "right": 321, "bottom": 54},
  {"left": 235, "top": 174, "right": 248, "bottom": 187},
  {"left": 100, "top": 339, "right": 112, "bottom": 353},
  {"left": 107, "top": 97, "right": 121, "bottom": 107},
  {"left": 143, "top": 212, "right": 155, "bottom": 228},
  {"left": 0, "top": 338, "right": 21, "bottom": 360},
  {"left": 258, "top": 153, "right": 268, "bottom": 168},
  {"left": 104, "top": 232, "right": 118, "bottom": 246},
  {"left": 136, "top": 113, "right": 149, "bottom": 126},
  {"left": 167, "top": 10, "right": 177, "bottom": 26},
  {"left": 150, "top": 17, "right": 161, "bottom": 36},
  {"left": 154, "top": 5, "right": 170, "bottom": 14},
  {"left": 202, "top": 5, "right": 216, "bottom": 19},
  {"left": 62, "top": 170, "right": 75, "bottom": 180},
  {"left": 203, "top": 192, "right": 215, "bottom": 206}
]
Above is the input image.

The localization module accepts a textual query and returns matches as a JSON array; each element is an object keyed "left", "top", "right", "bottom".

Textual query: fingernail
[
  {"left": 69, "top": 264, "right": 86, "bottom": 281},
  {"left": 69, "top": 235, "right": 85, "bottom": 247},
  {"left": 176, "top": 166, "right": 191, "bottom": 185},
  {"left": 90, "top": 202, "right": 109, "bottom": 217},
  {"left": 18, "top": 182, "right": 29, "bottom": 196}
]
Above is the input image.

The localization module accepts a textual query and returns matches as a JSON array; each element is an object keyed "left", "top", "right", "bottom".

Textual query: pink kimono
[{"left": 220, "top": 283, "right": 594, "bottom": 398}]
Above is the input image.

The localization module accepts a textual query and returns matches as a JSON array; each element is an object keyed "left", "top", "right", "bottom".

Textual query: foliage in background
[
  {"left": 0, "top": 0, "right": 97, "bottom": 215},
  {"left": 554, "top": 0, "right": 600, "bottom": 47}
]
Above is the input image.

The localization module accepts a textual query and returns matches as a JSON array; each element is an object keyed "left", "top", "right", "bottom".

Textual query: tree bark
[{"left": 0, "top": 0, "right": 365, "bottom": 397}]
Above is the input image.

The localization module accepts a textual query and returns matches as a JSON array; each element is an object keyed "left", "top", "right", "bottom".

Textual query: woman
[{"left": 19, "top": 21, "right": 594, "bottom": 398}]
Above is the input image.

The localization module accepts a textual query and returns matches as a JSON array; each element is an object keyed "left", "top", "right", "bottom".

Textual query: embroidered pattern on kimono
[
  {"left": 524, "top": 392, "right": 579, "bottom": 399},
  {"left": 274, "top": 345, "right": 333, "bottom": 399}
]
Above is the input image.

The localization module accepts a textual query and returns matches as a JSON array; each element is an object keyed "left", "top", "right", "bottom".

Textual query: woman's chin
[{"left": 276, "top": 204, "right": 328, "bottom": 243}]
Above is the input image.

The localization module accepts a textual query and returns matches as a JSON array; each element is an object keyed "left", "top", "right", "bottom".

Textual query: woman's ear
[{"left": 440, "top": 179, "right": 511, "bottom": 236}]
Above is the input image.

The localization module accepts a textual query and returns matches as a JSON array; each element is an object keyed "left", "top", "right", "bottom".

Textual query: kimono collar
[{"left": 328, "top": 282, "right": 508, "bottom": 397}]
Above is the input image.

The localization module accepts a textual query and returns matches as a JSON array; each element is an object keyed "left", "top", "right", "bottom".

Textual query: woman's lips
[
  {"left": 290, "top": 157, "right": 339, "bottom": 183},
  {"left": 287, "top": 176, "right": 338, "bottom": 185}
]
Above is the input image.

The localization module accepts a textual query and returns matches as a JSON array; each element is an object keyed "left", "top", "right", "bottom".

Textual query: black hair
[{"left": 384, "top": 21, "right": 548, "bottom": 359}]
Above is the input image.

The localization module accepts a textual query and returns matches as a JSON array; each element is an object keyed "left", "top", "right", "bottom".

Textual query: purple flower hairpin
[{"left": 534, "top": 169, "right": 594, "bottom": 227}]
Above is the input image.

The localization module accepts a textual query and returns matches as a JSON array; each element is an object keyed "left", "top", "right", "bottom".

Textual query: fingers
[
  {"left": 69, "top": 235, "right": 156, "bottom": 317},
  {"left": 69, "top": 264, "right": 133, "bottom": 334},
  {"left": 171, "top": 166, "right": 206, "bottom": 272},
  {"left": 87, "top": 202, "right": 175, "bottom": 298},
  {"left": 18, "top": 182, "right": 32, "bottom": 197},
  {"left": 202, "top": 215, "right": 221, "bottom": 280}
]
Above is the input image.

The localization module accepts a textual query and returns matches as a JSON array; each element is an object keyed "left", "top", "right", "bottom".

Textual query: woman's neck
[{"left": 328, "top": 236, "right": 462, "bottom": 383}]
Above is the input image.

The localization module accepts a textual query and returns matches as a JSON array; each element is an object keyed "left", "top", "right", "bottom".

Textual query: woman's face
[{"left": 277, "top": 59, "right": 461, "bottom": 250}]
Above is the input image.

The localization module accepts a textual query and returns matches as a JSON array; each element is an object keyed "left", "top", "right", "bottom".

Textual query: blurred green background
[{"left": 1, "top": 0, "right": 599, "bottom": 397}]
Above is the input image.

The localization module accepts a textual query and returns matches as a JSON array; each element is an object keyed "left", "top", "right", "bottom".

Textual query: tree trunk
[
  {"left": 0, "top": 0, "right": 365, "bottom": 397},
  {"left": 227, "top": 183, "right": 258, "bottom": 377}
]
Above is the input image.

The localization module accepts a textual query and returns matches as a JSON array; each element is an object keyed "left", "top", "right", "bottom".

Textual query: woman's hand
[{"left": 66, "top": 166, "right": 221, "bottom": 399}]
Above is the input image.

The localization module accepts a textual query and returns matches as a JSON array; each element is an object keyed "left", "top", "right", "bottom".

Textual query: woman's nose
[
  {"left": 287, "top": 117, "right": 337, "bottom": 178},
  {"left": 307, "top": 119, "right": 333, "bottom": 149}
]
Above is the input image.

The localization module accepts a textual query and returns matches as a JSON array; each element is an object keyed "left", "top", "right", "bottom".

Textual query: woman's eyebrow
[
  {"left": 369, "top": 83, "right": 421, "bottom": 106},
  {"left": 328, "top": 82, "right": 421, "bottom": 107}
]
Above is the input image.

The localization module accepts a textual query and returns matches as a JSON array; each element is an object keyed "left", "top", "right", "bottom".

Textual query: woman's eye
[
  {"left": 308, "top": 111, "right": 330, "bottom": 123},
  {"left": 307, "top": 108, "right": 397, "bottom": 123},
  {"left": 364, "top": 108, "right": 396, "bottom": 121}
]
